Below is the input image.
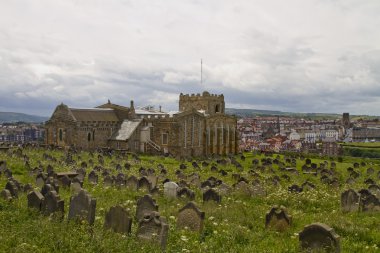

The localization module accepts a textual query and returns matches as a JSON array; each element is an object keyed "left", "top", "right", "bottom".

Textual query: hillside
[
  {"left": 225, "top": 108, "right": 378, "bottom": 120},
  {"left": 0, "top": 112, "right": 48, "bottom": 123}
]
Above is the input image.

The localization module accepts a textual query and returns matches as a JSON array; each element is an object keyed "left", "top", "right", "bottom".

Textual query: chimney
[{"left": 159, "top": 105, "right": 162, "bottom": 112}]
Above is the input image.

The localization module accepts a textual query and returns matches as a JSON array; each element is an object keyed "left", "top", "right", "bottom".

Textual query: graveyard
[{"left": 0, "top": 147, "right": 379, "bottom": 252}]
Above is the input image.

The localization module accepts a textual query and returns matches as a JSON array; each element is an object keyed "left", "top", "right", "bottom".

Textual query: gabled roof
[
  {"left": 96, "top": 102, "right": 130, "bottom": 111},
  {"left": 70, "top": 108, "right": 119, "bottom": 122},
  {"left": 110, "top": 119, "right": 142, "bottom": 141}
]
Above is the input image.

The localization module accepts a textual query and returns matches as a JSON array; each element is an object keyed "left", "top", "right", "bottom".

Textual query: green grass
[{"left": 0, "top": 149, "right": 379, "bottom": 252}]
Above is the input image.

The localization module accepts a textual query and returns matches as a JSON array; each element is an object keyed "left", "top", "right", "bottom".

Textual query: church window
[
  {"left": 162, "top": 132, "right": 168, "bottom": 145},
  {"left": 87, "top": 132, "right": 91, "bottom": 142},
  {"left": 59, "top": 129, "right": 63, "bottom": 141}
]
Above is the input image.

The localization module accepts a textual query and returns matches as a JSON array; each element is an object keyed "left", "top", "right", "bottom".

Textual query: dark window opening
[
  {"left": 92, "top": 130, "right": 95, "bottom": 141},
  {"left": 87, "top": 132, "right": 91, "bottom": 142},
  {"left": 215, "top": 104, "right": 220, "bottom": 113},
  {"left": 59, "top": 129, "right": 63, "bottom": 141},
  {"left": 162, "top": 133, "right": 168, "bottom": 145}
]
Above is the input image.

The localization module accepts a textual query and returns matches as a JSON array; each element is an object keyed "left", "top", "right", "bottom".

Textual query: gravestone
[
  {"left": 36, "top": 174, "right": 46, "bottom": 188},
  {"left": 27, "top": 190, "right": 44, "bottom": 211},
  {"left": 103, "top": 175, "right": 114, "bottom": 187},
  {"left": 104, "top": 205, "right": 132, "bottom": 234},
  {"left": 163, "top": 182, "right": 179, "bottom": 199},
  {"left": 59, "top": 175, "right": 71, "bottom": 188},
  {"left": 41, "top": 190, "right": 64, "bottom": 217},
  {"left": 265, "top": 205, "right": 292, "bottom": 232},
  {"left": 68, "top": 189, "right": 97, "bottom": 225},
  {"left": 136, "top": 194, "right": 159, "bottom": 221},
  {"left": 5, "top": 180, "right": 18, "bottom": 198},
  {"left": 177, "top": 187, "right": 195, "bottom": 201},
  {"left": 341, "top": 189, "right": 359, "bottom": 212},
  {"left": 1, "top": 189, "right": 12, "bottom": 201},
  {"left": 71, "top": 180, "right": 82, "bottom": 194},
  {"left": 203, "top": 188, "right": 221, "bottom": 203},
  {"left": 136, "top": 211, "right": 168, "bottom": 250},
  {"left": 23, "top": 183, "right": 33, "bottom": 193},
  {"left": 126, "top": 176, "right": 138, "bottom": 190},
  {"left": 88, "top": 171, "right": 98, "bottom": 185},
  {"left": 138, "top": 177, "right": 151, "bottom": 192},
  {"left": 358, "top": 189, "right": 380, "bottom": 212},
  {"left": 299, "top": 223, "right": 340, "bottom": 253},
  {"left": 368, "top": 184, "right": 380, "bottom": 199},
  {"left": 177, "top": 202, "right": 205, "bottom": 232},
  {"left": 234, "top": 181, "right": 252, "bottom": 196}
]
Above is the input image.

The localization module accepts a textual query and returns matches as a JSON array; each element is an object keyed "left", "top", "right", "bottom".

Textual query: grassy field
[
  {"left": 341, "top": 143, "right": 380, "bottom": 148},
  {"left": 0, "top": 148, "right": 379, "bottom": 252}
]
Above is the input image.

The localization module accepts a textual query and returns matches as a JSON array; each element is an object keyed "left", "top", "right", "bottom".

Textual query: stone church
[{"left": 45, "top": 91, "right": 238, "bottom": 157}]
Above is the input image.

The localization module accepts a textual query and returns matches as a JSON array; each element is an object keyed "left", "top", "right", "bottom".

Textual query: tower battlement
[{"left": 179, "top": 91, "right": 225, "bottom": 115}]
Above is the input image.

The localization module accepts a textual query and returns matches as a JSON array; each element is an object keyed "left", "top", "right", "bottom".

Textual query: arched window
[
  {"left": 87, "top": 132, "right": 91, "bottom": 142},
  {"left": 59, "top": 129, "right": 63, "bottom": 141}
]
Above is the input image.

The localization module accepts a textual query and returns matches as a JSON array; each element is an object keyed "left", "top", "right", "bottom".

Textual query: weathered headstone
[
  {"left": 203, "top": 188, "right": 221, "bottom": 203},
  {"left": 163, "top": 181, "right": 179, "bottom": 199},
  {"left": 138, "top": 177, "right": 151, "bottom": 192},
  {"left": 68, "top": 189, "right": 97, "bottom": 225},
  {"left": 341, "top": 189, "right": 359, "bottom": 212},
  {"left": 358, "top": 189, "right": 380, "bottom": 212},
  {"left": 299, "top": 223, "right": 340, "bottom": 253},
  {"left": 136, "top": 194, "right": 159, "bottom": 221},
  {"left": 5, "top": 180, "right": 18, "bottom": 198},
  {"left": 265, "top": 205, "right": 292, "bottom": 232},
  {"left": 126, "top": 176, "right": 138, "bottom": 190},
  {"left": 1, "top": 189, "right": 12, "bottom": 201},
  {"left": 27, "top": 190, "right": 44, "bottom": 211},
  {"left": 41, "top": 190, "right": 64, "bottom": 217},
  {"left": 104, "top": 205, "right": 132, "bottom": 234},
  {"left": 136, "top": 211, "right": 168, "bottom": 250},
  {"left": 177, "top": 187, "right": 195, "bottom": 200},
  {"left": 177, "top": 202, "right": 205, "bottom": 232},
  {"left": 88, "top": 171, "right": 98, "bottom": 185}
]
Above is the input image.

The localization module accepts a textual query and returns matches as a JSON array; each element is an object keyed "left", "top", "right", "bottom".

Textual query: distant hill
[
  {"left": 225, "top": 108, "right": 341, "bottom": 119},
  {"left": 0, "top": 112, "right": 48, "bottom": 123}
]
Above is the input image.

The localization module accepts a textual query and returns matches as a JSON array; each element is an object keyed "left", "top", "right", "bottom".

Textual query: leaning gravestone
[
  {"left": 341, "top": 189, "right": 359, "bottom": 212},
  {"left": 68, "top": 189, "right": 97, "bottom": 225},
  {"left": 163, "top": 181, "right": 179, "bottom": 199},
  {"left": 299, "top": 223, "right": 340, "bottom": 253},
  {"left": 104, "top": 205, "right": 132, "bottom": 234},
  {"left": 136, "top": 194, "right": 159, "bottom": 221},
  {"left": 177, "top": 202, "right": 205, "bottom": 232},
  {"left": 27, "top": 190, "right": 44, "bottom": 211},
  {"left": 265, "top": 205, "right": 292, "bottom": 232},
  {"left": 41, "top": 190, "right": 64, "bottom": 218},
  {"left": 136, "top": 211, "right": 168, "bottom": 250}
]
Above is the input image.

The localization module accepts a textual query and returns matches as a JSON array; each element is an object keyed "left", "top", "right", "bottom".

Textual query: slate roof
[
  {"left": 70, "top": 108, "right": 119, "bottom": 122},
  {"left": 110, "top": 119, "right": 142, "bottom": 141}
]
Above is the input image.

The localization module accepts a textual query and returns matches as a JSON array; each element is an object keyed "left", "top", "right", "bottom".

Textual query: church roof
[
  {"left": 70, "top": 108, "right": 119, "bottom": 122},
  {"left": 110, "top": 119, "right": 142, "bottom": 141}
]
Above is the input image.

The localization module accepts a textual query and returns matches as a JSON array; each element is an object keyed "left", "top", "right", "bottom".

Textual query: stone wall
[{"left": 179, "top": 92, "right": 225, "bottom": 115}]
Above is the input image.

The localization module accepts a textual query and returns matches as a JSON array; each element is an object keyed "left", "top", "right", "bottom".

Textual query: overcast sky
[{"left": 1, "top": 0, "right": 380, "bottom": 116}]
